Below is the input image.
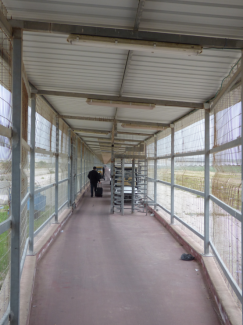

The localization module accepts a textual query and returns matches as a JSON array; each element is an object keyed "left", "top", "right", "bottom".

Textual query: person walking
[{"left": 88, "top": 166, "right": 100, "bottom": 197}]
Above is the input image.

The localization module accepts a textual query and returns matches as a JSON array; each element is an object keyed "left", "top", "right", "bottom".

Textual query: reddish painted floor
[{"left": 29, "top": 181, "right": 221, "bottom": 325}]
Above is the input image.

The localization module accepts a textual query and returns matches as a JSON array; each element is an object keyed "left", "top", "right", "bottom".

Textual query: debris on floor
[{"left": 181, "top": 253, "right": 195, "bottom": 261}]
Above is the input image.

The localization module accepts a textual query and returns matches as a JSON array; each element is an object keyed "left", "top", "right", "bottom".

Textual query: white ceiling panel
[
  {"left": 4, "top": 0, "right": 138, "bottom": 28},
  {"left": 23, "top": 32, "right": 127, "bottom": 95},
  {"left": 65, "top": 119, "right": 113, "bottom": 131},
  {"left": 140, "top": 0, "right": 243, "bottom": 38},
  {"left": 45, "top": 96, "right": 116, "bottom": 118},
  {"left": 122, "top": 49, "right": 241, "bottom": 102},
  {"left": 117, "top": 106, "right": 192, "bottom": 124}
]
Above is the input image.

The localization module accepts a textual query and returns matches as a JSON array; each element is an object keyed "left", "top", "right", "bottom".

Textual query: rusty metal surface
[{"left": 29, "top": 181, "right": 221, "bottom": 325}]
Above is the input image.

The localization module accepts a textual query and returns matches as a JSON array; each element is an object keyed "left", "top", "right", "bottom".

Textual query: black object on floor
[{"left": 181, "top": 253, "right": 195, "bottom": 261}]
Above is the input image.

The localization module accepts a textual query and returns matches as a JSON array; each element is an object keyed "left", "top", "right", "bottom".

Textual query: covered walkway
[{"left": 29, "top": 181, "right": 221, "bottom": 325}]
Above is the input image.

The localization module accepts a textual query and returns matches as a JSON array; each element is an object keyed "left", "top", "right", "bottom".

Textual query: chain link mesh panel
[
  {"left": 146, "top": 137, "right": 154, "bottom": 158},
  {"left": 157, "top": 128, "right": 171, "bottom": 157},
  {"left": 175, "top": 110, "right": 205, "bottom": 154},
  {"left": 58, "top": 118, "right": 69, "bottom": 214},
  {"left": 0, "top": 23, "right": 11, "bottom": 320},
  {"left": 34, "top": 96, "right": 56, "bottom": 231},
  {"left": 209, "top": 59, "right": 242, "bottom": 306}
]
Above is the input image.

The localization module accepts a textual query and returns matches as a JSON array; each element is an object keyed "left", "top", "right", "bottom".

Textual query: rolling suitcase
[{"left": 95, "top": 183, "right": 103, "bottom": 197}]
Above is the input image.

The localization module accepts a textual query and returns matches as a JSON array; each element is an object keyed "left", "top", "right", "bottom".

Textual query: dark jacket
[{"left": 88, "top": 170, "right": 100, "bottom": 184}]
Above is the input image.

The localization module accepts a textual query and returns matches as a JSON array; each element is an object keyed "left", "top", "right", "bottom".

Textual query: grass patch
[{"left": 0, "top": 206, "right": 10, "bottom": 283}]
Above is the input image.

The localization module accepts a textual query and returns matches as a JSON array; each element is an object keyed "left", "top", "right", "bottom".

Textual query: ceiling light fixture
[
  {"left": 86, "top": 99, "right": 155, "bottom": 110},
  {"left": 67, "top": 35, "right": 203, "bottom": 56},
  {"left": 121, "top": 123, "right": 165, "bottom": 130}
]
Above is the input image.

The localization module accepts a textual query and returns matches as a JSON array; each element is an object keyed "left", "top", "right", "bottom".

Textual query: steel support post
[
  {"left": 83, "top": 147, "right": 86, "bottom": 187},
  {"left": 171, "top": 127, "right": 175, "bottom": 224},
  {"left": 10, "top": 28, "right": 22, "bottom": 325},
  {"left": 29, "top": 94, "right": 36, "bottom": 253},
  {"left": 68, "top": 128, "right": 71, "bottom": 207},
  {"left": 132, "top": 158, "right": 135, "bottom": 213},
  {"left": 74, "top": 137, "right": 77, "bottom": 197},
  {"left": 241, "top": 50, "right": 243, "bottom": 322},
  {"left": 71, "top": 141, "right": 75, "bottom": 206},
  {"left": 154, "top": 135, "right": 157, "bottom": 210},
  {"left": 121, "top": 158, "right": 125, "bottom": 215},
  {"left": 80, "top": 143, "right": 82, "bottom": 191},
  {"left": 204, "top": 110, "right": 210, "bottom": 255},
  {"left": 55, "top": 116, "right": 59, "bottom": 223},
  {"left": 110, "top": 145, "right": 114, "bottom": 213}
]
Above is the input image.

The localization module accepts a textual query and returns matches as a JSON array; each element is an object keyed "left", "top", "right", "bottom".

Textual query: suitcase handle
[{"left": 97, "top": 182, "right": 102, "bottom": 188}]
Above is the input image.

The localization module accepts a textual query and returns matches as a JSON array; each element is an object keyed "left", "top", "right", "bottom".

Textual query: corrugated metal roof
[
  {"left": 4, "top": 0, "right": 138, "bottom": 28},
  {"left": 2, "top": 0, "right": 242, "bottom": 162},
  {"left": 122, "top": 49, "right": 241, "bottom": 102},
  {"left": 141, "top": 0, "right": 243, "bottom": 38},
  {"left": 23, "top": 32, "right": 128, "bottom": 95},
  {"left": 117, "top": 106, "right": 192, "bottom": 123},
  {"left": 45, "top": 96, "right": 116, "bottom": 117}
]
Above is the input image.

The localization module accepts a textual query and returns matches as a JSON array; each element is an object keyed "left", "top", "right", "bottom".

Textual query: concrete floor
[{"left": 29, "top": 181, "right": 221, "bottom": 325}]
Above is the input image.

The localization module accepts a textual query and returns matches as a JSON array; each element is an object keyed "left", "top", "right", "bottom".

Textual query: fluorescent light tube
[
  {"left": 121, "top": 123, "right": 165, "bottom": 130},
  {"left": 67, "top": 35, "right": 203, "bottom": 56},
  {"left": 86, "top": 99, "right": 155, "bottom": 110}
]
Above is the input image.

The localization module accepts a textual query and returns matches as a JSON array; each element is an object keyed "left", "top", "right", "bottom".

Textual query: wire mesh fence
[
  {"left": 145, "top": 59, "right": 242, "bottom": 307},
  {"left": 0, "top": 23, "right": 12, "bottom": 320}
]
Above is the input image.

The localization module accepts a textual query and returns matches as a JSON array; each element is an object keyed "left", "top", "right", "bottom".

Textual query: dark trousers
[{"left": 90, "top": 182, "right": 97, "bottom": 197}]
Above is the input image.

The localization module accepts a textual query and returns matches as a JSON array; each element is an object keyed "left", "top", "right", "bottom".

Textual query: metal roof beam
[
  {"left": 86, "top": 139, "right": 140, "bottom": 143},
  {"left": 134, "top": 0, "right": 146, "bottom": 31},
  {"left": 60, "top": 115, "right": 169, "bottom": 128},
  {"left": 37, "top": 90, "right": 203, "bottom": 109},
  {"left": 10, "top": 20, "right": 243, "bottom": 49}
]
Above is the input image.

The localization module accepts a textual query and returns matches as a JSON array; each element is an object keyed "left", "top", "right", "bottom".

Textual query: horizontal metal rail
[
  {"left": 34, "top": 183, "right": 56, "bottom": 195},
  {"left": 209, "top": 194, "right": 241, "bottom": 222},
  {"left": 209, "top": 240, "right": 242, "bottom": 302},
  {"left": 147, "top": 177, "right": 155, "bottom": 181},
  {"left": 174, "top": 184, "right": 204, "bottom": 197},
  {"left": 174, "top": 150, "right": 205, "bottom": 157},
  {"left": 157, "top": 203, "right": 171, "bottom": 215},
  {"left": 34, "top": 212, "right": 55, "bottom": 237},
  {"left": 157, "top": 155, "right": 171, "bottom": 160},
  {"left": 20, "top": 237, "right": 30, "bottom": 277},
  {"left": 20, "top": 192, "right": 30, "bottom": 212},
  {"left": 0, "top": 217, "right": 11, "bottom": 235},
  {"left": 210, "top": 137, "right": 241, "bottom": 154},
  {"left": 22, "top": 138, "right": 31, "bottom": 151},
  {"left": 58, "top": 200, "right": 68, "bottom": 212},
  {"left": 0, "top": 124, "right": 11, "bottom": 138},
  {"left": 35, "top": 147, "right": 56, "bottom": 156},
  {"left": 157, "top": 179, "right": 171, "bottom": 186},
  {"left": 58, "top": 178, "right": 68, "bottom": 184},
  {"left": 174, "top": 214, "right": 204, "bottom": 240}
]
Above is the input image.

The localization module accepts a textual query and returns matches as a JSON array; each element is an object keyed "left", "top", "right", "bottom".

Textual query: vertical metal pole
[
  {"left": 68, "top": 128, "right": 71, "bottom": 207},
  {"left": 241, "top": 50, "right": 243, "bottom": 324},
  {"left": 55, "top": 116, "right": 59, "bottom": 222},
  {"left": 171, "top": 127, "right": 175, "bottom": 224},
  {"left": 74, "top": 137, "right": 77, "bottom": 198},
  {"left": 154, "top": 135, "right": 157, "bottom": 210},
  {"left": 110, "top": 145, "right": 114, "bottom": 213},
  {"left": 80, "top": 142, "right": 82, "bottom": 191},
  {"left": 10, "top": 28, "right": 22, "bottom": 325},
  {"left": 132, "top": 158, "right": 135, "bottom": 213},
  {"left": 71, "top": 141, "right": 74, "bottom": 206},
  {"left": 121, "top": 158, "right": 124, "bottom": 215},
  {"left": 83, "top": 147, "right": 85, "bottom": 187},
  {"left": 29, "top": 94, "right": 36, "bottom": 253},
  {"left": 204, "top": 110, "right": 210, "bottom": 255}
]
